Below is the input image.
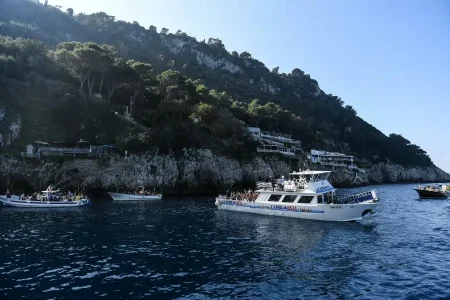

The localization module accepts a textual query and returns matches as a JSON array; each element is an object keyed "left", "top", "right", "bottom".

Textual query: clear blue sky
[{"left": 51, "top": 0, "right": 450, "bottom": 173}]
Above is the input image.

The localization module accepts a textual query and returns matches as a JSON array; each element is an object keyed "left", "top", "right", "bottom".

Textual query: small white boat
[
  {"left": 0, "top": 187, "right": 90, "bottom": 208},
  {"left": 215, "top": 170, "right": 379, "bottom": 222},
  {"left": 108, "top": 186, "right": 162, "bottom": 201},
  {"left": 108, "top": 193, "right": 162, "bottom": 201}
]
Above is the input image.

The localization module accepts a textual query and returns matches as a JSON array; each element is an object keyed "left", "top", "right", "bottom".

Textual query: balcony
[
  {"left": 260, "top": 131, "right": 294, "bottom": 143},
  {"left": 257, "top": 145, "right": 296, "bottom": 156}
]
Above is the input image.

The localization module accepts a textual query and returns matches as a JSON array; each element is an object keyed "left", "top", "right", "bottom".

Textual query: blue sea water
[{"left": 1, "top": 183, "right": 450, "bottom": 299}]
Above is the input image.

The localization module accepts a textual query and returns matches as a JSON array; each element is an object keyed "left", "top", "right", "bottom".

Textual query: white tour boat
[
  {"left": 0, "top": 187, "right": 90, "bottom": 208},
  {"left": 215, "top": 170, "right": 379, "bottom": 222},
  {"left": 108, "top": 186, "right": 162, "bottom": 201}
]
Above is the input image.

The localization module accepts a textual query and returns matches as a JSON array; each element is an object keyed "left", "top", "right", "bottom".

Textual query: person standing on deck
[
  {"left": 270, "top": 177, "right": 276, "bottom": 191},
  {"left": 278, "top": 176, "right": 285, "bottom": 191}
]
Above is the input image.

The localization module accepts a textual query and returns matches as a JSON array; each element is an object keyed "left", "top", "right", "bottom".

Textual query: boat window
[
  {"left": 268, "top": 194, "right": 282, "bottom": 202},
  {"left": 317, "top": 195, "right": 323, "bottom": 203},
  {"left": 297, "top": 196, "right": 314, "bottom": 204},
  {"left": 282, "top": 195, "right": 297, "bottom": 203}
]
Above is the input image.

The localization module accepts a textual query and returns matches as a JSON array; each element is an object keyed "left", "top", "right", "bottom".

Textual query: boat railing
[{"left": 256, "top": 182, "right": 285, "bottom": 191}]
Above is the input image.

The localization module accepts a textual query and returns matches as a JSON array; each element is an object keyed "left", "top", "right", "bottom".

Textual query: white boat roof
[{"left": 289, "top": 171, "right": 332, "bottom": 175}]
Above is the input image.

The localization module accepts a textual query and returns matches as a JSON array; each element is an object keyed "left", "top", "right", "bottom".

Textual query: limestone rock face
[
  {"left": 0, "top": 150, "right": 293, "bottom": 193},
  {"left": 1, "top": 151, "right": 449, "bottom": 193}
]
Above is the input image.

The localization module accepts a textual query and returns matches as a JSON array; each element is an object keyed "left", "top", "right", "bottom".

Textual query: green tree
[
  {"left": 207, "top": 38, "right": 225, "bottom": 50},
  {"left": 52, "top": 42, "right": 110, "bottom": 95},
  {"left": 195, "top": 102, "right": 216, "bottom": 124},
  {"left": 66, "top": 8, "right": 74, "bottom": 17},
  {"left": 196, "top": 84, "right": 207, "bottom": 94},
  {"left": 240, "top": 51, "right": 252, "bottom": 59},
  {"left": 156, "top": 69, "right": 185, "bottom": 103},
  {"left": 105, "top": 58, "right": 137, "bottom": 102}
]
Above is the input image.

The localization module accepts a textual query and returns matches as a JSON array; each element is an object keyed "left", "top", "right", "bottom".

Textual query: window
[
  {"left": 268, "top": 195, "right": 282, "bottom": 202},
  {"left": 282, "top": 195, "right": 297, "bottom": 203},
  {"left": 317, "top": 195, "right": 323, "bottom": 203},
  {"left": 297, "top": 196, "right": 314, "bottom": 204}
]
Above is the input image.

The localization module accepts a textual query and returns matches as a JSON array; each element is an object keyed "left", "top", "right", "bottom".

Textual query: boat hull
[
  {"left": 0, "top": 196, "right": 90, "bottom": 208},
  {"left": 215, "top": 198, "right": 378, "bottom": 222},
  {"left": 108, "top": 192, "right": 162, "bottom": 201},
  {"left": 413, "top": 189, "right": 449, "bottom": 199}
]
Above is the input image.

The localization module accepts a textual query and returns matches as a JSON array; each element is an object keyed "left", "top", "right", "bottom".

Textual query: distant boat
[
  {"left": 414, "top": 184, "right": 450, "bottom": 199},
  {"left": 0, "top": 186, "right": 90, "bottom": 208},
  {"left": 108, "top": 186, "right": 162, "bottom": 201},
  {"left": 215, "top": 170, "right": 379, "bottom": 222}
]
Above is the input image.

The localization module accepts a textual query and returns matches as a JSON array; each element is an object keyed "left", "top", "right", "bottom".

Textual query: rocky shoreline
[{"left": 1, "top": 149, "right": 449, "bottom": 194}]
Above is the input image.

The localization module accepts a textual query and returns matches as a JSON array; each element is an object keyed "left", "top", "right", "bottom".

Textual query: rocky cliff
[
  {"left": 330, "top": 164, "right": 450, "bottom": 187},
  {"left": 0, "top": 0, "right": 449, "bottom": 191},
  {"left": 1, "top": 151, "right": 449, "bottom": 194}
]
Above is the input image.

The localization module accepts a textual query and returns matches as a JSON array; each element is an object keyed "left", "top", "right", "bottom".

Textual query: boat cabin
[
  {"left": 256, "top": 170, "right": 337, "bottom": 205},
  {"left": 256, "top": 192, "right": 336, "bottom": 205}
]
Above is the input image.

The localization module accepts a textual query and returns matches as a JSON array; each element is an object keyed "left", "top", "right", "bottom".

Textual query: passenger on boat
[
  {"left": 6, "top": 189, "right": 11, "bottom": 198},
  {"left": 277, "top": 176, "right": 285, "bottom": 191},
  {"left": 224, "top": 190, "right": 258, "bottom": 202},
  {"left": 270, "top": 177, "right": 276, "bottom": 191}
]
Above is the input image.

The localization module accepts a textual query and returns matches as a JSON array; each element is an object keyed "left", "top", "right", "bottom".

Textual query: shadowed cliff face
[
  {"left": 1, "top": 151, "right": 449, "bottom": 194},
  {"left": 0, "top": 150, "right": 293, "bottom": 194}
]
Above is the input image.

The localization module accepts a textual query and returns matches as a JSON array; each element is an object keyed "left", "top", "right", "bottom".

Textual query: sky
[{"left": 51, "top": 0, "right": 450, "bottom": 173}]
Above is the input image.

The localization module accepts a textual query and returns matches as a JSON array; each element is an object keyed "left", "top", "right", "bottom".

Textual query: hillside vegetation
[{"left": 0, "top": 0, "right": 433, "bottom": 167}]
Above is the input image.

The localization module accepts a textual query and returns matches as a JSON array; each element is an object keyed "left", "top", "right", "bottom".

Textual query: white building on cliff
[
  {"left": 310, "top": 149, "right": 357, "bottom": 169},
  {"left": 245, "top": 127, "right": 301, "bottom": 156}
]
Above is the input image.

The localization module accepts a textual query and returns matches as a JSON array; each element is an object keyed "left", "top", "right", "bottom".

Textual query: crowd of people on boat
[
  {"left": 418, "top": 185, "right": 442, "bottom": 192},
  {"left": 223, "top": 189, "right": 259, "bottom": 201},
  {"left": 258, "top": 176, "right": 308, "bottom": 191},
  {"left": 5, "top": 189, "right": 85, "bottom": 202}
]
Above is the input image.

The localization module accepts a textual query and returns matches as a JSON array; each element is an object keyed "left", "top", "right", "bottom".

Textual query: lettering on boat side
[
  {"left": 218, "top": 199, "right": 324, "bottom": 213},
  {"left": 330, "top": 206, "right": 342, "bottom": 209}
]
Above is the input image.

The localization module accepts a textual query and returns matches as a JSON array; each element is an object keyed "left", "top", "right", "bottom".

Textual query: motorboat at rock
[
  {"left": 108, "top": 186, "right": 162, "bottom": 201},
  {"left": 215, "top": 170, "right": 379, "bottom": 222},
  {"left": 414, "top": 184, "right": 450, "bottom": 199},
  {"left": 0, "top": 186, "right": 90, "bottom": 208}
]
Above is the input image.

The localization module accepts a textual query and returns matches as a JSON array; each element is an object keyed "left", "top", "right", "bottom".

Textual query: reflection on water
[{"left": 1, "top": 184, "right": 450, "bottom": 299}]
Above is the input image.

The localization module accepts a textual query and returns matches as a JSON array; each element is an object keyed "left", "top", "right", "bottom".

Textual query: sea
[{"left": 1, "top": 183, "right": 450, "bottom": 300}]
